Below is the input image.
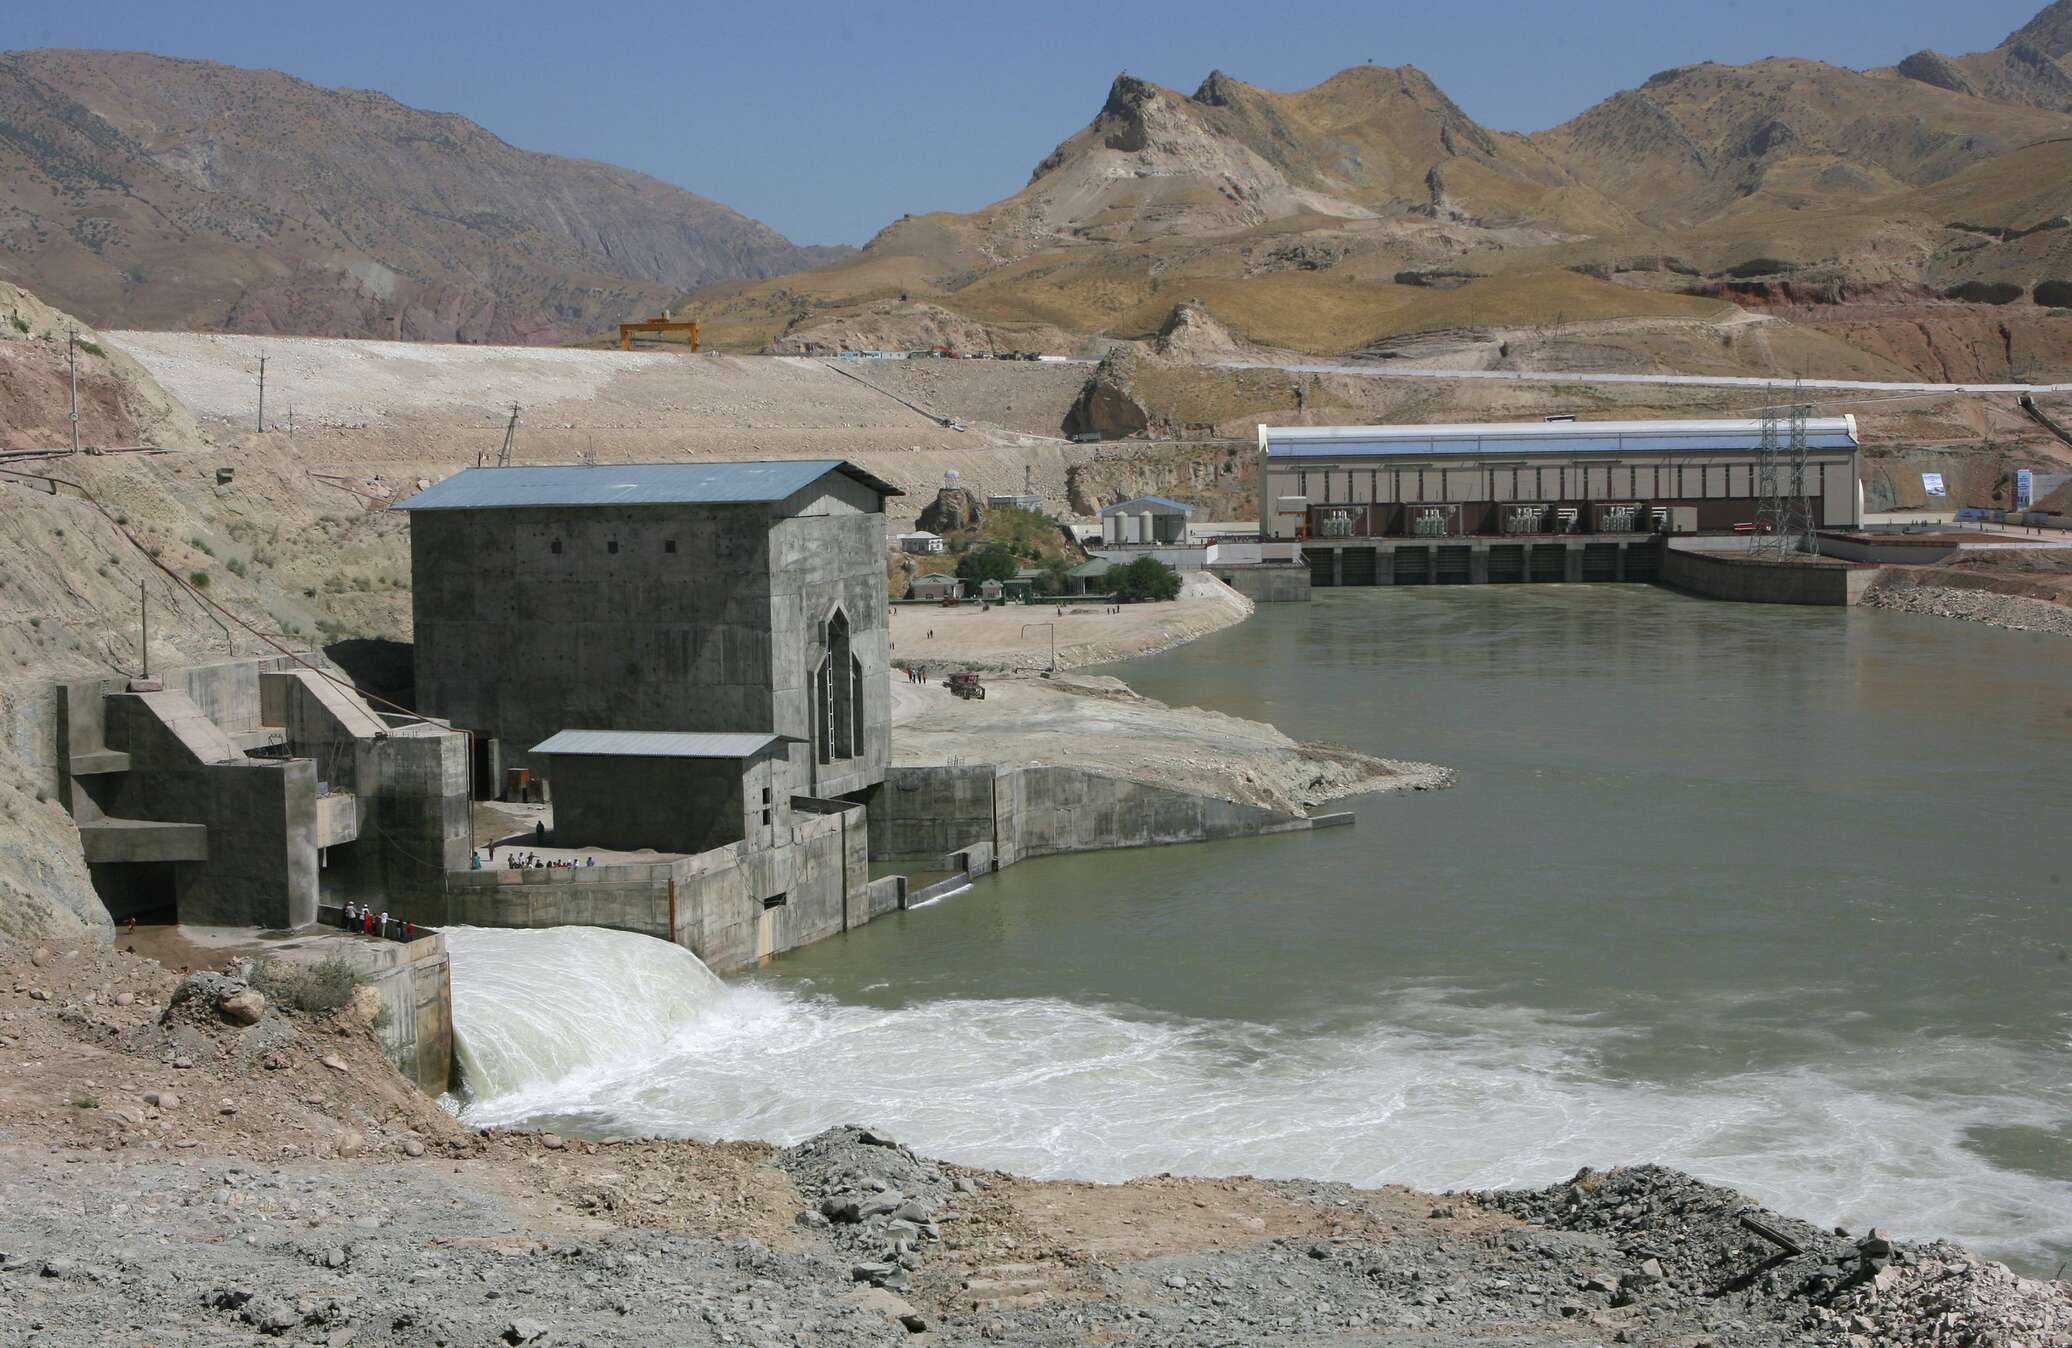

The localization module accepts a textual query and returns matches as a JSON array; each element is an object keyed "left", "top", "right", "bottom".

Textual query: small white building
[
  {"left": 908, "top": 572, "right": 963, "bottom": 601},
  {"left": 987, "top": 493, "right": 1042, "bottom": 512},
  {"left": 895, "top": 530, "right": 947, "bottom": 555},
  {"left": 1100, "top": 495, "right": 1193, "bottom": 545}
]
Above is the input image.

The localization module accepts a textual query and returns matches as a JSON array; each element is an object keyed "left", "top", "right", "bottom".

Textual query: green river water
[{"left": 452, "top": 587, "right": 2072, "bottom": 1274}]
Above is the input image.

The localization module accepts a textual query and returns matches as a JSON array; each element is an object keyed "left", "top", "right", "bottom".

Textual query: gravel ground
[
  {"left": 1860, "top": 583, "right": 2072, "bottom": 637},
  {"left": 3, "top": 942, "right": 2064, "bottom": 1347}
]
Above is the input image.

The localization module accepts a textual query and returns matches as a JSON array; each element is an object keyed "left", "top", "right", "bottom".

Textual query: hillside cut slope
[{"left": 0, "top": 50, "right": 851, "bottom": 342}]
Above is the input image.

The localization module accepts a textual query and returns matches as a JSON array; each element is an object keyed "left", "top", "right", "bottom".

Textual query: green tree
[
  {"left": 955, "top": 545, "right": 1018, "bottom": 586},
  {"left": 1110, "top": 556, "right": 1181, "bottom": 602},
  {"left": 1032, "top": 557, "right": 1075, "bottom": 597}
]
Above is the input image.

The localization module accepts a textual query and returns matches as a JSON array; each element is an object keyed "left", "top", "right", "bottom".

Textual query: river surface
[{"left": 449, "top": 587, "right": 2072, "bottom": 1274}]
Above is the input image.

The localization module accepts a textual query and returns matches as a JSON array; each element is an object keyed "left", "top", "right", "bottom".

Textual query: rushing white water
[
  {"left": 446, "top": 925, "right": 727, "bottom": 1115},
  {"left": 445, "top": 925, "right": 2072, "bottom": 1272}
]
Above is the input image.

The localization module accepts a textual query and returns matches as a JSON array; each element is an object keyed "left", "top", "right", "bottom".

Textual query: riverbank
[
  {"left": 890, "top": 572, "right": 1254, "bottom": 674},
  {"left": 892, "top": 673, "right": 1451, "bottom": 816},
  {"left": 1, "top": 938, "right": 2062, "bottom": 1347}
]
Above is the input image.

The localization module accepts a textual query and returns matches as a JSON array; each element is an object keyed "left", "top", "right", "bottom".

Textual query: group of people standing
[
  {"left": 474, "top": 849, "right": 592, "bottom": 871},
  {"left": 902, "top": 665, "right": 931, "bottom": 684},
  {"left": 339, "top": 902, "right": 413, "bottom": 942}
]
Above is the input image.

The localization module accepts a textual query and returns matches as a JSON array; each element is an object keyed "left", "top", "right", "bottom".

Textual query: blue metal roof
[
  {"left": 531, "top": 730, "right": 784, "bottom": 759},
  {"left": 1099, "top": 495, "right": 1195, "bottom": 515},
  {"left": 1262, "top": 417, "right": 1858, "bottom": 460},
  {"left": 395, "top": 460, "right": 901, "bottom": 511}
]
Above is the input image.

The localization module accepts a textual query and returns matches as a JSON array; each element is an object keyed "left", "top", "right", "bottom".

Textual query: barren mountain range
[
  {"left": 698, "top": 2, "right": 2072, "bottom": 370},
  {"left": 0, "top": 50, "right": 849, "bottom": 343},
  {"left": 6, "top": 8, "right": 2072, "bottom": 367}
]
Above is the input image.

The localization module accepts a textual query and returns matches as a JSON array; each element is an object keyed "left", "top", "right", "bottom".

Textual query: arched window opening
[{"left": 816, "top": 609, "right": 856, "bottom": 764}]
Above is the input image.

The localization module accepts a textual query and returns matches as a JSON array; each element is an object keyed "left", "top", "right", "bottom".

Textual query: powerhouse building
[
  {"left": 1259, "top": 417, "right": 1863, "bottom": 542},
  {"left": 399, "top": 459, "right": 898, "bottom": 799}
]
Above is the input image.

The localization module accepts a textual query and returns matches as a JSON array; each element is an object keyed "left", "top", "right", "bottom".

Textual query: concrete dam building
[
  {"left": 1259, "top": 418, "right": 1862, "bottom": 586},
  {"left": 398, "top": 459, "right": 898, "bottom": 797},
  {"left": 394, "top": 459, "right": 906, "bottom": 972}
]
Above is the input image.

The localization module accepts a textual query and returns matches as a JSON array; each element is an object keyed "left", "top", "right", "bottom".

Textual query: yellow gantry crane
[{"left": 617, "top": 315, "right": 700, "bottom": 352}]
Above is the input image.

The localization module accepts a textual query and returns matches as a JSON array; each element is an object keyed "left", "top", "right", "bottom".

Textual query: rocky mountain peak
[
  {"left": 1193, "top": 69, "right": 1241, "bottom": 107},
  {"left": 2004, "top": 0, "right": 2072, "bottom": 57}
]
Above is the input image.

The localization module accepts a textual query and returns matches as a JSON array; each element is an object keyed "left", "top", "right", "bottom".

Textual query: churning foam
[{"left": 444, "top": 926, "right": 2072, "bottom": 1272}]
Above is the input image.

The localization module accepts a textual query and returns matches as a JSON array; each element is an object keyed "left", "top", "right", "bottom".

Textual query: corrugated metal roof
[
  {"left": 1068, "top": 557, "right": 1115, "bottom": 576},
  {"left": 394, "top": 460, "right": 902, "bottom": 511},
  {"left": 1262, "top": 417, "right": 1859, "bottom": 460},
  {"left": 1100, "top": 495, "right": 1195, "bottom": 515},
  {"left": 530, "top": 730, "right": 783, "bottom": 759}
]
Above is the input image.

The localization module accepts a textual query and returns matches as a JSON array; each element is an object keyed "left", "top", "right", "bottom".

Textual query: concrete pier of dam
[{"left": 862, "top": 763, "right": 1344, "bottom": 875}]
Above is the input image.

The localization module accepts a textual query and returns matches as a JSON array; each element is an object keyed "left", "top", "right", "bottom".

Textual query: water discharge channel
[{"left": 446, "top": 587, "right": 2072, "bottom": 1275}]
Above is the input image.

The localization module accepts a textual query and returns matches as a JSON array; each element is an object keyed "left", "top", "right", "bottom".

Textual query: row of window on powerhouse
[{"left": 1311, "top": 503, "right": 1674, "bottom": 536}]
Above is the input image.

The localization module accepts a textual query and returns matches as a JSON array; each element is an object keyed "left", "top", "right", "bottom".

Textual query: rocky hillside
[
  {"left": 0, "top": 50, "right": 851, "bottom": 343},
  {"left": 692, "top": 4, "right": 2072, "bottom": 366},
  {"left": 1891, "top": 0, "right": 2072, "bottom": 111}
]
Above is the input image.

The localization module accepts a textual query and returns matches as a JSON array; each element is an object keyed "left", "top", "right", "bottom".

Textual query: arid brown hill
[
  {"left": 1891, "top": 0, "right": 2072, "bottom": 112},
  {"left": 0, "top": 49, "right": 851, "bottom": 342},
  {"left": 691, "top": 5, "right": 2072, "bottom": 363}
]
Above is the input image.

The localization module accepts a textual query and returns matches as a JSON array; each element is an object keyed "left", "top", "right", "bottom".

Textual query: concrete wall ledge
[
  {"left": 79, "top": 817, "right": 208, "bottom": 864},
  {"left": 1660, "top": 541, "right": 1874, "bottom": 606}
]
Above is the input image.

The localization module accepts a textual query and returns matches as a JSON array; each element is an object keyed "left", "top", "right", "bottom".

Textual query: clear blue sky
[{"left": 5, "top": 0, "right": 2051, "bottom": 245}]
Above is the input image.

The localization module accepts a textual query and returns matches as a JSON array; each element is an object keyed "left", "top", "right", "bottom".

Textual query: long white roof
[{"left": 1261, "top": 417, "right": 1858, "bottom": 459}]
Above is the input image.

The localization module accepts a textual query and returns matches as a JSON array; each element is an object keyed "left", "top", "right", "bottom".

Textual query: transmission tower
[
  {"left": 1784, "top": 381, "right": 1817, "bottom": 556},
  {"left": 1749, "top": 391, "right": 1784, "bottom": 557},
  {"left": 1749, "top": 381, "right": 1816, "bottom": 558}
]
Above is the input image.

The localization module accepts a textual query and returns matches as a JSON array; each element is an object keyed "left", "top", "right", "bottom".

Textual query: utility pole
[
  {"left": 256, "top": 354, "right": 267, "bottom": 433},
  {"left": 67, "top": 327, "right": 79, "bottom": 454},
  {"left": 496, "top": 404, "right": 520, "bottom": 467},
  {"left": 140, "top": 581, "right": 149, "bottom": 679}
]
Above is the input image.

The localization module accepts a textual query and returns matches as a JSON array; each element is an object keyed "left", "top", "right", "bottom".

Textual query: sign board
[
  {"left": 2015, "top": 468, "right": 2034, "bottom": 510},
  {"left": 1921, "top": 472, "right": 1947, "bottom": 498}
]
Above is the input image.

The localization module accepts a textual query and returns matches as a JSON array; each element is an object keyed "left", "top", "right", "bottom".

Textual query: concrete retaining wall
[
  {"left": 1210, "top": 564, "right": 1312, "bottom": 602},
  {"left": 991, "top": 765, "right": 1312, "bottom": 866},
  {"left": 1661, "top": 543, "right": 1874, "bottom": 606},
  {"left": 295, "top": 918, "right": 454, "bottom": 1097},
  {"left": 870, "top": 761, "right": 1322, "bottom": 872},
  {"left": 868, "top": 766, "right": 997, "bottom": 860},
  {"left": 1809, "top": 535, "right": 1960, "bottom": 565},
  {"left": 421, "top": 802, "right": 868, "bottom": 976}
]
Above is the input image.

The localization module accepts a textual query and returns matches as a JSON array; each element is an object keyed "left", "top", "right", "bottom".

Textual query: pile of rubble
[{"left": 1480, "top": 1165, "right": 2066, "bottom": 1347}]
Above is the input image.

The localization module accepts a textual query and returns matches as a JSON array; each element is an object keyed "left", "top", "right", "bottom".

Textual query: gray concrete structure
[
  {"left": 398, "top": 460, "right": 899, "bottom": 799},
  {"left": 414, "top": 797, "right": 869, "bottom": 975},
  {"left": 1660, "top": 541, "right": 1876, "bottom": 605},
  {"left": 865, "top": 763, "right": 1325, "bottom": 869},
  {"left": 56, "top": 656, "right": 474, "bottom": 928},
  {"left": 531, "top": 730, "right": 795, "bottom": 856},
  {"left": 298, "top": 918, "right": 455, "bottom": 1094}
]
